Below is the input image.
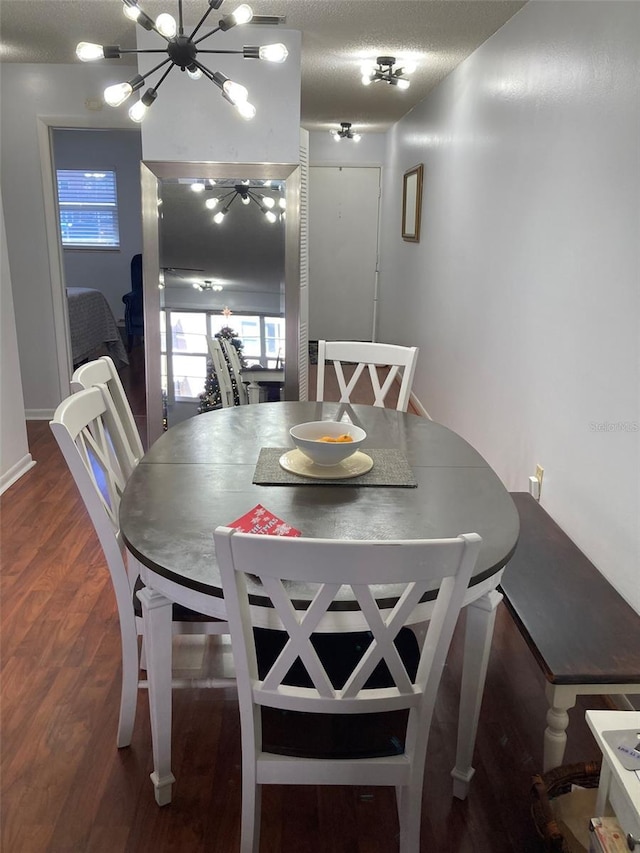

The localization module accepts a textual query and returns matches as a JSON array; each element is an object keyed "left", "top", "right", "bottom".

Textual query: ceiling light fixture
[
  {"left": 361, "top": 55, "right": 415, "bottom": 90},
  {"left": 76, "top": 0, "right": 288, "bottom": 123},
  {"left": 193, "top": 280, "right": 224, "bottom": 291},
  {"left": 330, "top": 121, "right": 361, "bottom": 142},
  {"left": 206, "top": 182, "right": 285, "bottom": 224}
]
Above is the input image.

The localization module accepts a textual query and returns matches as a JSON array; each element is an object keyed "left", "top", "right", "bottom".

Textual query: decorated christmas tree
[{"left": 197, "top": 320, "right": 247, "bottom": 414}]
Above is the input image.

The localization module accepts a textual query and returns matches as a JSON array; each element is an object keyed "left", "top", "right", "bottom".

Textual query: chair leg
[
  {"left": 116, "top": 618, "right": 140, "bottom": 748},
  {"left": 397, "top": 781, "right": 423, "bottom": 853}
]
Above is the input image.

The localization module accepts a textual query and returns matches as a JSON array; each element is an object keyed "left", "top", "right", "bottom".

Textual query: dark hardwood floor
[{"left": 1, "top": 354, "right": 609, "bottom": 852}]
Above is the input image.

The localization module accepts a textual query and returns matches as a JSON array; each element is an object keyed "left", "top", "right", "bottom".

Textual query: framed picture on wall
[{"left": 402, "top": 164, "right": 424, "bottom": 242}]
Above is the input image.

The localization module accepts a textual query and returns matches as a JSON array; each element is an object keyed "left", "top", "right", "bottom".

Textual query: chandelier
[
  {"left": 76, "top": 0, "right": 288, "bottom": 122},
  {"left": 330, "top": 122, "right": 361, "bottom": 142},
  {"left": 361, "top": 56, "right": 415, "bottom": 90},
  {"left": 193, "top": 280, "right": 224, "bottom": 291},
  {"left": 203, "top": 181, "right": 286, "bottom": 224}
]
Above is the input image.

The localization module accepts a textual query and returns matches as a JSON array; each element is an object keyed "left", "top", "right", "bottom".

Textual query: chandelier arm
[
  {"left": 189, "top": 2, "right": 217, "bottom": 41},
  {"left": 117, "top": 49, "right": 170, "bottom": 54},
  {"left": 138, "top": 56, "right": 174, "bottom": 83},
  {"left": 193, "top": 26, "right": 223, "bottom": 46},
  {"left": 151, "top": 63, "right": 175, "bottom": 93},
  {"left": 191, "top": 58, "right": 217, "bottom": 82},
  {"left": 194, "top": 49, "right": 244, "bottom": 54},
  {"left": 178, "top": 0, "right": 184, "bottom": 34}
]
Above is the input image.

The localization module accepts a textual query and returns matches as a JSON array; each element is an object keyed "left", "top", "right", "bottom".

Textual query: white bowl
[{"left": 289, "top": 421, "right": 367, "bottom": 467}]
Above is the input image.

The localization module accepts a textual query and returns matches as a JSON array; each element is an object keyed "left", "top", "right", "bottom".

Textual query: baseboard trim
[
  {"left": 25, "top": 409, "right": 56, "bottom": 421},
  {"left": 1, "top": 454, "right": 36, "bottom": 495}
]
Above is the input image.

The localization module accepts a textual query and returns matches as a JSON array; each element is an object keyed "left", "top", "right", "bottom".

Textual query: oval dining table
[{"left": 120, "top": 401, "right": 519, "bottom": 806}]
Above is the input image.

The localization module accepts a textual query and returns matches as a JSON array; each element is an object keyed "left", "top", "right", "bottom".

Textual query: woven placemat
[{"left": 252, "top": 448, "right": 418, "bottom": 487}]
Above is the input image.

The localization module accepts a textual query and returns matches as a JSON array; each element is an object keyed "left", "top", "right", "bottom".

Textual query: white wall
[
  {"left": 0, "top": 62, "right": 137, "bottom": 414},
  {"left": 0, "top": 190, "right": 34, "bottom": 492},
  {"left": 378, "top": 1, "right": 640, "bottom": 610}
]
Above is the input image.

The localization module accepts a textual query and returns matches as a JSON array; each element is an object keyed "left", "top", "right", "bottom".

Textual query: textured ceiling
[{"left": 0, "top": 0, "right": 526, "bottom": 132}]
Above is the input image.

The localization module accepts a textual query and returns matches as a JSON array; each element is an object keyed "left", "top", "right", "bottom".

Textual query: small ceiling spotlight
[
  {"left": 330, "top": 122, "right": 361, "bottom": 142},
  {"left": 361, "top": 56, "right": 415, "bottom": 90}
]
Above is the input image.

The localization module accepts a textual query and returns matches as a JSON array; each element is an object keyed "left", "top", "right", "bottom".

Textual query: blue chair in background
[{"left": 122, "top": 253, "right": 144, "bottom": 352}]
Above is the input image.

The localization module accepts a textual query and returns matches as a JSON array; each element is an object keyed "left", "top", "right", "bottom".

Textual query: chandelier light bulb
[
  {"left": 258, "top": 43, "right": 288, "bottom": 63},
  {"left": 76, "top": 42, "right": 105, "bottom": 62},
  {"left": 213, "top": 211, "right": 226, "bottom": 224},
  {"left": 241, "top": 195, "right": 251, "bottom": 205},
  {"left": 104, "top": 81, "right": 133, "bottom": 106},
  {"left": 122, "top": 3, "right": 140, "bottom": 22},
  {"left": 193, "top": 282, "right": 201, "bottom": 289},
  {"left": 261, "top": 196, "right": 275, "bottom": 209},
  {"left": 235, "top": 100, "right": 256, "bottom": 120},
  {"left": 399, "top": 59, "right": 417, "bottom": 75},
  {"left": 396, "top": 78, "right": 411, "bottom": 90},
  {"left": 278, "top": 197, "right": 286, "bottom": 210},
  {"left": 353, "top": 133, "right": 362, "bottom": 142},
  {"left": 155, "top": 13, "right": 177, "bottom": 37},
  {"left": 361, "top": 74, "right": 373, "bottom": 86},
  {"left": 232, "top": 4, "right": 253, "bottom": 25},
  {"left": 191, "top": 182, "right": 206, "bottom": 192},
  {"left": 187, "top": 66, "right": 203, "bottom": 80},
  {"left": 205, "top": 197, "right": 219, "bottom": 209},
  {"left": 128, "top": 99, "right": 148, "bottom": 122},
  {"left": 265, "top": 211, "right": 277, "bottom": 223},
  {"left": 222, "top": 80, "right": 248, "bottom": 104}
]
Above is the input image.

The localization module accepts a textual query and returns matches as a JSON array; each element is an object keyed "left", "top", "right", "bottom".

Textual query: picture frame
[{"left": 402, "top": 164, "right": 424, "bottom": 242}]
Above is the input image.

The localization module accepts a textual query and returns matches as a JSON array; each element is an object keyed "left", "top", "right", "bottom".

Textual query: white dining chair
[
  {"left": 214, "top": 526, "right": 481, "bottom": 853},
  {"left": 316, "top": 340, "right": 419, "bottom": 413},
  {"left": 220, "top": 336, "right": 249, "bottom": 405},
  {"left": 71, "top": 355, "right": 144, "bottom": 466},
  {"left": 207, "top": 336, "right": 236, "bottom": 408},
  {"left": 50, "top": 386, "right": 230, "bottom": 749}
]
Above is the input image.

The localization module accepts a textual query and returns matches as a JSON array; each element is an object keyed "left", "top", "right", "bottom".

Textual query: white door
[{"left": 309, "top": 167, "right": 381, "bottom": 342}]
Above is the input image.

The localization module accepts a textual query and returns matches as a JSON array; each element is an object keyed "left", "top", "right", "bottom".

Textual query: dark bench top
[{"left": 500, "top": 492, "right": 640, "bottom": 686}]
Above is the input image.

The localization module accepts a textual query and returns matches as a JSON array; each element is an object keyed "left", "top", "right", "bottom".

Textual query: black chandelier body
[
  {"left": 362, "top": 56, "right": 413, "bottom": 90},
  {"left": 76, "top": 0, "right": 288, "bottom": 122}
]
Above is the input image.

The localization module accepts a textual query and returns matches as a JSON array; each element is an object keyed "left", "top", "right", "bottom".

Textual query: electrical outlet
[{"left": 535, "top": 464, "right": 544, "bottom": 500}]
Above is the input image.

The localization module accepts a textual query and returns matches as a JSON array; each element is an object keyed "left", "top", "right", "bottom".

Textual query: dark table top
[{"left": 120, "top": 402, "right": 519, "bottom": 609}]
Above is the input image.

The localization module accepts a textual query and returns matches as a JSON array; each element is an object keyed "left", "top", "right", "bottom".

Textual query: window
[
  {"left": 162, "top": 309, "right": 286, "bottom": 403},
  {"left": 56, "top": 169, "right": 120, "bottom": 248}
]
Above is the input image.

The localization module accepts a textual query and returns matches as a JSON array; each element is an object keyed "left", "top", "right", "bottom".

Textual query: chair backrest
[
  {"left": 316, "top": 340, "right": 419, "bottom": 412},
  {"left": 71, "top": 355, "right": 144, "bottom": 468},
  {"left": 207, "top": 336, "right": 235, "bottom": 408},
  {"left": 214, "top": 527, "right": 480, "bottom": 726},
  {"left": 220, "top": 337, "right": 248, "bottom": 405},
  {"left": 50, "top": 386, "right": 136, "bottom": 624}
]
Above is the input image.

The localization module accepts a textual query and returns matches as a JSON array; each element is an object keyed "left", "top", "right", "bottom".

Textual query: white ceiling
[{"left": 0, "top": 0, "right": 526, "bottom": 132}]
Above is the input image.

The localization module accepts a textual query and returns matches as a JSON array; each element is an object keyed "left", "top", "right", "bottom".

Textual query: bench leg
[
  {"left": 451, "top": 589, "right": 503, "bottom": 800},
  {"left": 544, "top": 683, "right": 577, "bottom": 771}
]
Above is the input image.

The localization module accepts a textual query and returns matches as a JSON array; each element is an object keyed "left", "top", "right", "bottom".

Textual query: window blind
[{"left": 56, "top": 169, "right": 120, "bottom": 248}]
